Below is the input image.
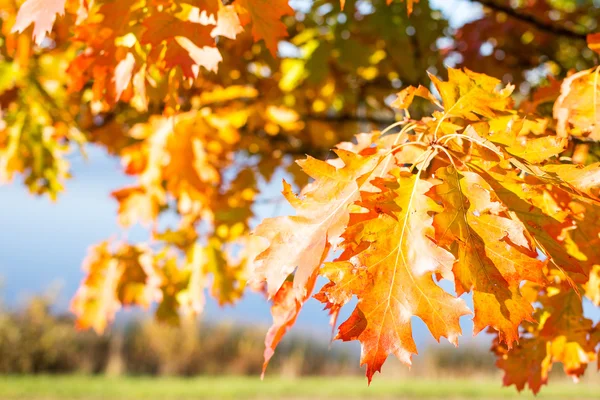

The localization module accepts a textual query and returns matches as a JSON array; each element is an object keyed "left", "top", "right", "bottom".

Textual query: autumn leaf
[
  {"left": 12, "top": 0, "right": 66, "bottom": 45},
  {"left": 236, "top": 0, "right": 293, "bottom": 55},
  {"left": 428, "top": 68, "right": 514, "bottom": 133},
  {"left": 392, "top": 84, "right": 440, "bottom": 110},
  {"left": 554, "top": 67, "right": 600, "bottom": 139},
  {"left": 542, "top": 308, "right": 597, "bottom": 380},
  {"left": 586, "top": 265, "right": 600, "bottom": 305},
  {"left": 587, "top": 33, "right": 600, "bottom": 55},
  {"left": 542, "top": 163, "right": 600, "bottom": 201},
  {"left": 319, "top": 171, "right": 470, "bottom": 381},
  {"left": 141, "top": 12, "right": 219, "bottom": 78},
  {"left": 211, "top": 5, "right": 244, "bottom": 40},
  {"left": 505, "top": 135, "right": 567, "bottom": 164},
  {"left": 111, "top": 186, "right": 162, "bottom": 228},
  {"left": 493, "top": 336, "right": 550, "bottom": 394},
  {"left": 113, "top": 52, "right": 136, "bottom": 101},
  {"left": 471, "top": 166, "right": 585, "bottom": 278},
  {"left": 433, "top": 166, "right": 544, "bottom": 346},
  {"left": 262, "top": 270, "right": 318, "bottom": 377},
  {"left": 494, "top": 288, "right": 597, "bottom": 394},
  {"left": 71, "top": 242, "right": 160, "bottom": 333},
  {"left": 252, "top": 149, "right": 382, "bottom": 298}
]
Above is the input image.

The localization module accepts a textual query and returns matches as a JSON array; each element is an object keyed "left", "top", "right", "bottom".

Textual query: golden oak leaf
[
  {"left": 236, "top": 0, "right": 293, "bottom": 55},
  {"left": 141, "top": 13, "right": 213, "bottom": 46},
  {"left": 561, "top": 201, "right": 600, "bottom": 280},
  {"left": 162, "top": 117, "right": 222, "bottom": 211},
  {"left": 123, "top": 112, "right": 241, "bottom": 219},
  {"left": 507, "top": 157, "right": 600, "bottom": 206},
  {"left": 12, "top": 0, "right": 66, "bottom": 44},
  {"left": 115, "top": 245, "right": 160, "bottom": 308},
  {"left": 542, "top": 163, "right": 600, "bottom": 201},
  {"left": 505, "top": 136, "right": 567, "bottom": 164},
  {"left": 141, "top": 12, "right": 219, "bottom": 78},
  {"left": 173, "top": 36, "right": 223, "bottom": 75},
  {"left": 493, "top": 336, "right": 551, "bottom": 394},
  {"left": 553, "top": 68, "right": 600, "bottom": 139},
  {"left": 321, "top": 172, "right": 470, "bottom": 381},
  {"left": 182, "top": 0, "right": 220, "bottom": 16},
  {"left": 211, "top": 5, "right": 244, "bottom": 40},
  {"left": 67, "top": 37, "right": 125, "bottom": 101},
  {"left": 494, "top": 285, "right": 597, "bottom": 394},
  {"left": 585, "top": 265, "right": 600, "bottom": 305},
  {"left": 65, "top": 0, "right": 141, "bottom": 100},
  {"left": 95, "top": 0, "right": 139, "bottom": 34},
  {"left": 472, "top": 167, "right": 585, "bottom": 277},
  {"left": 262, "top": 270, "right": 318, "bottom": 377},
  {"left": 433, "top": 166, "right": 544, "bottom": 346},
  {"left": 396, "top": 69, "right": 514, "bottom": 139},
  {"left": 111, "top": 186, "right": 162, "bottom": 228},
  {"left": 391, "top": 84, "right": 440, "bottom": 110},
  {"left": 520, "top": 77, "right": 562, "bottom": 114},
  {"left": 178, "top": 243, "right": 209, "bottom": 315},
  {"left": 539, "top": 291, "right": 597, "bottom": 380},
  {"left": 71, "top": 243, "right": 122, "bottom": 333},
  {"left": 204, "top": 238, "right": 246, "bottom": 306},
  {"left": 252, "top": 149, "right": 382, "bottom": 298},
  {"left": 153, "top": 252, "right": 191, "bottom": 325},
  {"left": 430, "top": 67, "right": 514, "bottom": 123},
  {"left": 71, "top": 242, "right": 160, "bottom": 333},
  {"left": 114, "top": 52, "right": 136, "bottom": 101}
]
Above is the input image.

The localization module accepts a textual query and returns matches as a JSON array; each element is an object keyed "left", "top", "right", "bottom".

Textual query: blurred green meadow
[{"left": 0, "top": 375, "right": 599, "bottom": 400}]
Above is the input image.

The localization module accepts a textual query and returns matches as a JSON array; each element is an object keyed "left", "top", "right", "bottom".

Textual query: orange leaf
[
  {"left": 71, "top": 242, "right": 160, "bottom": 333},
  {"left": 236, "top": 0, "right": 293, "bottom": 55},
  {"left": 587, "top": 33, "right": 600, "bottom": 55},
  {"left": 211, "top": 5, "right": 244, "bottom": 40},
  {"left": 252, "top": 149, "right": 382, "bottom": 298},
  {"left": 434, "top": 166, "right": 544, "bottom": 346},
  {"left": 262, "top": 270, "right": 318, "bottom": 377},
  {"left": 321, "top": 172, "right": 470, "bottom": 381},
  {"left": 12, "top": 0, "right": 66, "bottom": 44},
  {"left": 554, "top": 68, "right": 600, "bottom": 139}
]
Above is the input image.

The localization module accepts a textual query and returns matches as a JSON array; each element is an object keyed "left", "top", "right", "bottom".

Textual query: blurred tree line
[{"left": 0, "top": 295, "right": 501, "bottom": 377}]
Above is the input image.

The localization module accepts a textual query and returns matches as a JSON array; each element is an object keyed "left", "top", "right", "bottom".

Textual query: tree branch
[
  {"left": 300, "top": 112, "right": 397, "bottom": 126},
  {"left": 470, "top": 0, "right": 588, "bottom": 40}
]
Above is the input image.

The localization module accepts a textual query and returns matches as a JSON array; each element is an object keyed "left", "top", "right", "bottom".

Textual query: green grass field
[{"left": 0, "top": 375, "right": 598, "bottom": 400}]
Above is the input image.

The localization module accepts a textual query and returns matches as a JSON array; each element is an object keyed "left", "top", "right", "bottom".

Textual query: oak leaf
[
  {"left": 493, "top": 336, "right": 551, "bottom": 394},
  {"left": 433, "top": 166, "right": 544, "bottom": 346},
  {"left": 252, "top": 149, "right": 382, "bottom": 298},
  {"left": 320, "top": 171, "right": 470, "bottom": 381},
  {"left": 262, "top": 270, "right": 319, "bottom": 377},
  {"left": 553, "top": 68, "right": 600, "bottom": 139},
  {"left": 236, "top": 0, "right": 293, "bottom": 55},
  {"left": 12, "top": 0, "right": 66, "bottom": 44},
  {"left": 211, "top": 5, "right": 244, "bottom": 40},
  {"left": 586, "top": 265, "right": 600, "bottom": 305},
  {"left": 71, "top": 242, "right": 160, "bottom": 333},
  {"left": 494, "top": 287, "right": 598, "bottom": 394}
]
